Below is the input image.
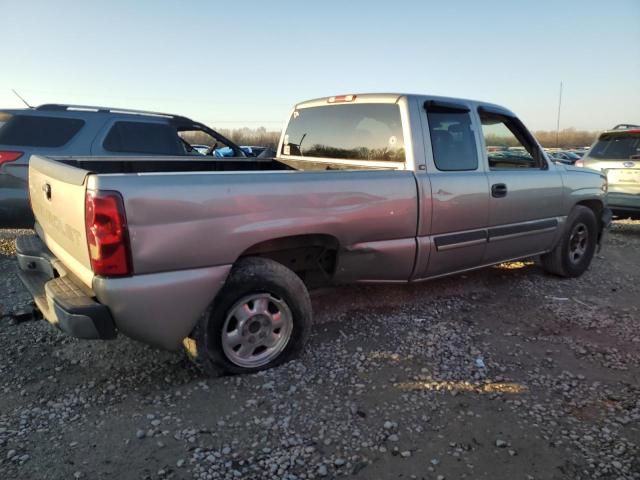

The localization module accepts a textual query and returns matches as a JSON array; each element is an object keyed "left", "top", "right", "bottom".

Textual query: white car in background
[{"left": 577, "top": 124, "right": 640, "bottom": 217}]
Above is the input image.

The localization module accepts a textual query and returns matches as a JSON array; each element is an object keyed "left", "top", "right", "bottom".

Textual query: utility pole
[{"left": 556, "top": 81, "right": 563, "bottom": 148}]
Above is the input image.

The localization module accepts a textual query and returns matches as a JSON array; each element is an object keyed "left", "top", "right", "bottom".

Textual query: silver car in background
[{"left": 578, "top": 124, "right": 640, "bottom": 216}]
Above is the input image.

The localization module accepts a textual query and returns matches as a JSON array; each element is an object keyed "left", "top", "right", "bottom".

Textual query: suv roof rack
[
  {"left": 35, "top": 103, "right": 186, "bottom": 120},
  {"left": 612, "top": 123, "right": 640, "bottom": 130}
]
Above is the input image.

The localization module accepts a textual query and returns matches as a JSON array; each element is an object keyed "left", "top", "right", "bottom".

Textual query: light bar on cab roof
[{"left": 328, "top": 95, "right": 356, "bottom": 103}]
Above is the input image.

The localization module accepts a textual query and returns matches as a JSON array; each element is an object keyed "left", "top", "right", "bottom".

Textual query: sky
[{"left": 1, "top": 0, "right": 638, "bottom": 132}]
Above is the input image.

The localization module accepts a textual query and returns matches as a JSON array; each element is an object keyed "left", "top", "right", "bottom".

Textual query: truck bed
[
  {"left": 56, "top": 156, "right": 293, "bottom": 174},
  {"left": 54, "top": 156, "right": 398, "bottom": 174},
  {"left": 28, "top": 154, "right": 419, "bottom": 290}
]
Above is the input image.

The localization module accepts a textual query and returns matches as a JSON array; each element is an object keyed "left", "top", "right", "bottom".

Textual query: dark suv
[{"left": 0, "top": 104, "right": 242, "bottom": 227}]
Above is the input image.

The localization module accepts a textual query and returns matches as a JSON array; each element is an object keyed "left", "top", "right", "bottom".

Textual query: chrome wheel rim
[
  {"left": 568, "top": 222, "right": 588, "bottom": 264},
  {"left": 221, "top": 293, "right": 293, "bottom": 368}
]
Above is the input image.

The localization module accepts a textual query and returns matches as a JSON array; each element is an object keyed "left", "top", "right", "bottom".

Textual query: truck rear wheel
[
  {"left": 541, "top": 205, "right": 598, "bottom": 278},
  {"left": 189, "top": 257, "right": 312, "bottom": 375}
]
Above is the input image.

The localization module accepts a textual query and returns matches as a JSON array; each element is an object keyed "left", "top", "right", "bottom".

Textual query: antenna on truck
[{"left": 11, "top": 89, "right": 34, "bottom": 109}]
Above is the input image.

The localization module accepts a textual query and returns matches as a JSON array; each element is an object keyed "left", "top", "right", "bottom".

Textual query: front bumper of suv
[{"left": 15, "top": 234, "right": 116, "bottom": 339}]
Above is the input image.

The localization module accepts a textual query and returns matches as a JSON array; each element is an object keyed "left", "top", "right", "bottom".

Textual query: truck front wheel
[
  {"left": 189, "top": 257, "right": 312, "bottom": 375},
  {"left": 541, "top": 205, "right": 598, "bottom": 278}
]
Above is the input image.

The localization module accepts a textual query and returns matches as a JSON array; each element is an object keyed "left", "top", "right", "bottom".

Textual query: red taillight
[
  {"left": 85, "top": 190, "right": 131, "bottom": 276},
  {"left": 575, "top": 159, "right": 584, "bottom": 167},
  {"left": 0, "top": 150, "right": 23, "bottom": 165},
  {"left": 328, "top": 94, "right": 356, "bottom": 103}
]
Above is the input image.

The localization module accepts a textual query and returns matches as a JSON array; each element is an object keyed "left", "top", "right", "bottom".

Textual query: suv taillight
[
  {"left": 0, "top": 150, "right": 23, "bottom": 165},
  {"left": 85, "top": 190, "right": 132, "bottom": 276}
]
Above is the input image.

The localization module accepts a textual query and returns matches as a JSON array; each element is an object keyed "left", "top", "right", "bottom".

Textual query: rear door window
[
  {"left": 282, "top": 103, "right": 405, "bottom": 162},
  {"left": 425, "top": 106, "right": 478, "bottom": 171},
  {"left": 0, "top": 115, "right": 84, "bottom": 147},
  {"left": 103, "top": 121, "right": 183, "bottom": 155}
]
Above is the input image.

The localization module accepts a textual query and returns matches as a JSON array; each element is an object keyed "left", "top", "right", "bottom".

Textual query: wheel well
[
  {"left": 239, "top": 234, "right": 339, "bottom": 287},
  {"left": 575, "top": 199, "right": 605, "bottom": 242},
  {"left": 575, "top": 199, "right": 604, "bottom": 230},
  {"left": 575, "top": 199, "right": 603, "bottom": 218}
]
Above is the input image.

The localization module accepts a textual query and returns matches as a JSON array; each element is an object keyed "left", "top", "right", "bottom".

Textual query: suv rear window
[
  {"left": 0, "top": 115, "right": 84, "bottom": 147},
  {"left": 589, "top": 132, "right": 640, "bottom": 160},
  {"left": 282, "top": 104, "right": 405, "bottom": 162},
  {"left": 0, "top": 112, "right": 11, "bottom": 129},
  {"left": 103, "top": 121, "right": 183, "bottom": 155}
]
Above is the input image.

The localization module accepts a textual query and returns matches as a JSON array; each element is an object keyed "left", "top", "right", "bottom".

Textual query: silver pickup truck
[{"left": 16, "top": 93, "right": 611, "bottom": 375}]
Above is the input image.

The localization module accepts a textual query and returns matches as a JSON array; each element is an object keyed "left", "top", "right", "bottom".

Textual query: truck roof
[{"left": 294, "top": 93, "right": 515, "bottom": 116}]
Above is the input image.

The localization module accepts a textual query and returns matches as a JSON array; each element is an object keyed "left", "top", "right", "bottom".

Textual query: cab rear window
[
  {"left": 589, "top": 132, "right": 640, "bottom": 160},
  {"left": 282, "top": 104, "right": 405, "bottom": 162},
  {"left": 0, "top": 115, "right": 84, "bottom": 147}
]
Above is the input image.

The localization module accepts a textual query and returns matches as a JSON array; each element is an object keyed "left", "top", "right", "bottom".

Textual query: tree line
[
  {"left": 183, "top": 127, "right": 281, "bottom": 149},
  {"left": 532, "top": 128, "right": 598, "bottom": 149}
]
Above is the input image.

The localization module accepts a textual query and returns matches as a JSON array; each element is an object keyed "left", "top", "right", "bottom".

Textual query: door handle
[{"left": 491, "top": 183, "right": 507, "bottom": 198}]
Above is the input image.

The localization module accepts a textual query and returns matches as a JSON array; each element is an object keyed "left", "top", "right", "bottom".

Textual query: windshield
[{"left": 589, "top": 132, "right": 640, "bottom": 160}]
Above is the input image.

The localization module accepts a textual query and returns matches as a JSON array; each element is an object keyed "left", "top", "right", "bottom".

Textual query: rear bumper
[
  {"left": 16, "top": 234, "right": 233, "bottom": 350},
  {"left": 607, "top": 190, "right": 640, "bottom": 211},
  {"left": 16, "top": 234, "right": 116, "bottom": 339}
]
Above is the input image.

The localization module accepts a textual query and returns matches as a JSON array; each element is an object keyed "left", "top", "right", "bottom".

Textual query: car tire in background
[
  {"left": 188, "top": 257, "right": 312, "bottom": 376},
  {"left": 541, "top": 205, "right": 598, "bottom": 278}
]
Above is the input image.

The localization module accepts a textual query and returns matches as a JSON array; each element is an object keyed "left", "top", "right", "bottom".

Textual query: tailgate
[
  {"left": 606, "top": 168, "right": 640, "bottom": 190},
  {"left": 29, "top": 155, "right": 94, "bottom": 287}
]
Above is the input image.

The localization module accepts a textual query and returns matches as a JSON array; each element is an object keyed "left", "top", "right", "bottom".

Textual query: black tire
[
  {"left": 541, "top": 206, "right": 598, "bottom": 278},
  {"left": 189, "top": 257, "right": 312, "bottom": 376}
]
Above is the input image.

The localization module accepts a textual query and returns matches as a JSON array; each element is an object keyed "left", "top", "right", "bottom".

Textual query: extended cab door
[
  {"left": 477, "top": 107, "right": 563, "bottom": 263},
  {"left": 414, "top": 100, "right": 490, "bottom": 278}
]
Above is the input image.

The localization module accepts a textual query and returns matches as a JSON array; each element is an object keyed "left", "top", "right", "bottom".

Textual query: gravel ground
[{"left": 0, "top": 222, "right": 639, "bottom": 480}]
